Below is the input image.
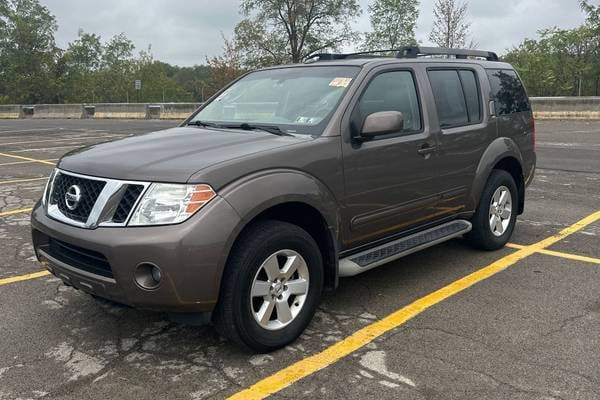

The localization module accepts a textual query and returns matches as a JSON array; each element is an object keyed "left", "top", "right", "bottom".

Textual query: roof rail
[
  {"left": 305, "top": 46, "right": 499, "bottom": 63},
  {"left": 397, "top": 46, "right": 499, "bottom": 61},
  {"left": 304, "top": 50, "right": 394, "bottom": 62}
]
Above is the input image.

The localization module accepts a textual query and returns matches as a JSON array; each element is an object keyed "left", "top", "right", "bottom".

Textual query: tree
[
  {"left": 62, "top": 30, "right": 103, "bottom": 102},
  {"left": 95, "top": 33, "right": 136, "bottom": 102},
  {"left": 205, "top": 36, "right": 244, "bottom": 98},
  {"left": 0, "top": 0, "right": 60, "bottom": 103},
  {"left": 581, "top": 0, "right": 600, "bottom": 28},
  {"left": 363, "top": 0, "right": 419, "bottom": 51},
  {"left": 429, "top": 0, "right": 472, "bottom": 48},
  {"left": 504, "top": 26, "right": 600, "bottom": 96},
  {"left": 234, "top": 0, "right": 361, "bottom": 68}
]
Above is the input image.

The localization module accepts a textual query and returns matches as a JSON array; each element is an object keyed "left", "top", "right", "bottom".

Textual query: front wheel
[
  {"left": 213, "top": 220, "right": 323, "bottom": 352},
  {"left": 466, "top": 170, "right": 518, "bottom": 250}
]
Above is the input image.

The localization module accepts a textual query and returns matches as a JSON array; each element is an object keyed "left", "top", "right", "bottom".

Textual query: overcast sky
[{"left": 41, "top": 0, "right": 586, "bottom": 67}]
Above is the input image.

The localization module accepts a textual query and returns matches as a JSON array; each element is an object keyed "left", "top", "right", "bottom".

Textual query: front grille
[
  {"left": 51, "top": 173, "right": 106, "bottom": 223},
  {"left": 112, "top": 185, "right": 144, "bottom": 223},
  {"left": 47, "top": 238, "right": 113, "bottom": 278}
]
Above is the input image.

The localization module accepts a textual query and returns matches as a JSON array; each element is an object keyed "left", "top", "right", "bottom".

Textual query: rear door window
[
  {"left": 428, "top": 70, "right": 469, "bottom": 128},
  {"left": 428, "top": 69, "right": 483, "bottom": 128},
  {"left": 486, "top": 69, "right": 530, "bottom": 115}
]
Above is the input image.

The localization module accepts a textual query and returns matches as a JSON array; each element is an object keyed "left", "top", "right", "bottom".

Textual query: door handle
[{"left": 417, "top": 143, "right": 437, "bottom": 156}]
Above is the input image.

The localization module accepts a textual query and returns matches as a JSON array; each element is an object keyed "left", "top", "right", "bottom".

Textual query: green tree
[
  {"left": 363, "top": 0, "right": 419, "bottom": 51},
  {"left": 95, "top": 33, "right": 136, "bottom": 102},
  {"left": 63, "top": 30, "right": 103, "bottom": 102},
  {"left": 234, "top": 0, "right": 361, "bottom": 68},
  {"left": 505, "top": 25, "right": 600, "bottom": 96},
  {"left": 0, "top": 0, "right": 60, "bottom": 103}
]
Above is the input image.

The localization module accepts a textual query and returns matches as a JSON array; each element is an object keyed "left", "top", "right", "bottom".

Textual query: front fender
[
  {"left": 467, "top": 137, "right": 524, "bottom": 211},
  {"left": 212, "top": 169, "right": 341, "bottom": 290},
  {"left": 220, "top": 169, "right": 340, "bottom": 229}
]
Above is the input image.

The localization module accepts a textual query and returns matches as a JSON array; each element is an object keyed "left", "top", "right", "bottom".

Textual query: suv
[{"left": 31, "top": 47, "right": 536, "bottom": 352}]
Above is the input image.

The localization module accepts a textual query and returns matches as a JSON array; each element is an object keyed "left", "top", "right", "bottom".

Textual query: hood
[{"left": 58, "top": 127, "right": 306, "bottom": 182}]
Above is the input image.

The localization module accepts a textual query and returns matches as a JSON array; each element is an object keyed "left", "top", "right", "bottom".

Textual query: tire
[
  {"left": 212, "top": 220, "right": 323, "bottom": 352},
  {"left": 466, "top": 169, "right": 518, "bottom": 250}
]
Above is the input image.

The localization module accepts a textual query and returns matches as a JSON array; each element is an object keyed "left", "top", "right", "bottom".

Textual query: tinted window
[
  {"left": 459, "top": 70, "right": 481, "bottom": 122},
  {"left": 428, "top": 70, "right": 469, "bottom": 127},
  {"left": 356, "top": 71, "right": 421, "bottom": 133},
  {"left": 486, "top": 69, "right": 530, "bottom": 115}
]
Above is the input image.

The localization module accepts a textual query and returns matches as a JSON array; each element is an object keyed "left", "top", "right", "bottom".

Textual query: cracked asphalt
[{"left": 0, "top": 119, "right": 599, "bottom": 399}]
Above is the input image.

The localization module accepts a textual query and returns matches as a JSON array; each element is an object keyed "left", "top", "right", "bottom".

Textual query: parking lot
[{"left": 0, "top": 118, "right": 599, "bottom": 399}]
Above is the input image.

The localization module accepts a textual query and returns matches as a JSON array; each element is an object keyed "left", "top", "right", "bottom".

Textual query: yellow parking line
[
  {"left": 0, "top": 152, "right": 56, "bottom": 166},
  {"left": 507, "top": 243, "right": 600, "bottom": 265},
  {"left": 0, "top": 208, "right": 33, "bottom": 217},
  {"left": 0, "top": 177, "right": 48, "bottom": 185},
  {"left": 0, "top": 271, "right": 50, "bottom": 286},
  {"left": 228, "top": 209, "right": 600, "bottom": 400}
]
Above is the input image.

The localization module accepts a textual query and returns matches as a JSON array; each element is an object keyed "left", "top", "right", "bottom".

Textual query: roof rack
[
  {"left": 305, "top": 46, "right": 499, "bottom": 63},
  {"left": 398, "top": 46, "right": 499, "bottom": 61}
]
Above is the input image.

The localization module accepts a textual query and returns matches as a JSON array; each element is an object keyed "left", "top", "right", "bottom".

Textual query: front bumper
[{"left": 31, "top": 196, "right": 241, "bottom": 312}]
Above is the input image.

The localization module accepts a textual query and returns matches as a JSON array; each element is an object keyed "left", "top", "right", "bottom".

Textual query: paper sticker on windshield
[{"left": 329, "top": 77, "right": 353, "bottom": 88}]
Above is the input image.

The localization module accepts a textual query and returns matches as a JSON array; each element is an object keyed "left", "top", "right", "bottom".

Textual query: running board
[{"left": 339, "top": 220, "right": 472, "bottom": 277}]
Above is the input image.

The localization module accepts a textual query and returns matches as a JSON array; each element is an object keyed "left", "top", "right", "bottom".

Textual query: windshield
[{"left": 190, "top": 66, "right": 359, "bottom": 135}]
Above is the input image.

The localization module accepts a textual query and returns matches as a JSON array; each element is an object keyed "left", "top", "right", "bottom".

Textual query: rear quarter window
[{"left": 486, "top": 69, "right": 530, "bottom": 115}]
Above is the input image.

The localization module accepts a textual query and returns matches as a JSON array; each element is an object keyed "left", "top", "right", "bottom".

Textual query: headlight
[
  {"left": 128, "top": 183, "right": 216, "bottom": 226},
  {"left": 42, "top": 169, "right": 57, "bottom": 206}
]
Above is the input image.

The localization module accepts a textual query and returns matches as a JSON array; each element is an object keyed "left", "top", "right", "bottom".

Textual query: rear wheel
[
  {"left": 213, "top": 220, "right": 323, "bottom": 352},
  {"left": 466, "top": 170, "right": 518, "bottom": 250}
]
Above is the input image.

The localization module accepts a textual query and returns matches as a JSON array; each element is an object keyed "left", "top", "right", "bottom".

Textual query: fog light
[{"left": 135, "top": 263, "right": 161, "bottom": 290}]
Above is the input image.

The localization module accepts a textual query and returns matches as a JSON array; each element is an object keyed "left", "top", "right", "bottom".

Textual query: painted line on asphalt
[
  {"left": 0, "top": 177, "right": 48, "bottom": 185},
  {"left": 507, "top": 243, "right": 600, "bottom": 265},
  {"left": 0, "top": 208, "right": 33, "bottom": 217},
  {"left": 12, "top": 145, "right": 83, "bottom": 153},
  {"left": 0, "top": 159, "right": 57, "bottom": 167},
  {"left": 227, "top": 209, "right": 600, "bottom": 400},
  {"left": 0, "top": 135, "right": 119, "bottom": 146},
  {"left": 0, "top": 128, "right": 59, "bottom": 134},
  {"left": 0, "top": 152, "right": 56, "bottom": 165},
  {"left": 0, "top": 271, "right": 51, "bottom": 286}
]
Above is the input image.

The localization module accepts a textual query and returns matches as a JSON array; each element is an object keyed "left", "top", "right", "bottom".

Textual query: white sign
[{"left": 135, "top": 80, "right": 142, "bottom": 90}]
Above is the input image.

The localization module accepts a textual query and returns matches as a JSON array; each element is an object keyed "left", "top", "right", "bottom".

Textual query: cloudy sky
[{"left": 41, "top": 0, "right": 586, "bottom": 66}]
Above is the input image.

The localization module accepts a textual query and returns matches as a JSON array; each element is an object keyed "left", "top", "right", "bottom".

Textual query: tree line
[
  {"left": 2, "top": 0, "right": 599, "bottom": 104},
  {"left": 0, "top": 0, "right": 477, "bottom": 104},
  {"left": 505, "top": 1, "right": 600, "bottom": 97}
]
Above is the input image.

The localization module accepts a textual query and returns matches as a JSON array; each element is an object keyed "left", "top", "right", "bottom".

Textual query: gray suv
[{"left": 31, "top": 47, "right": 536, "bottom": 352}]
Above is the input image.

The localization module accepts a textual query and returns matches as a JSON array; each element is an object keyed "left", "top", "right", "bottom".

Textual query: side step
[{"left": 339, "top": 220, "right": 472, "bottom": 277}]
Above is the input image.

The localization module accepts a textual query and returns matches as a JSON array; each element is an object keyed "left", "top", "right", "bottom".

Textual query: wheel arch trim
[
  {"left": 468, "top": 137, "right": 525, "bottom": 212},
  {"left": 214, "top": 169, "right": 341, "bottom": 293}
]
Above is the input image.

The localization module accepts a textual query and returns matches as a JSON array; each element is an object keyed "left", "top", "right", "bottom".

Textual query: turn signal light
[{"left": 185, "top": 184, "right": 216, "bottom": 214}]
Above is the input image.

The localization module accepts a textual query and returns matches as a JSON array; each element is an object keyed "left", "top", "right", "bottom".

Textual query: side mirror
[{"left": 361, "top": 111, "right": 404, "bottom": 138}]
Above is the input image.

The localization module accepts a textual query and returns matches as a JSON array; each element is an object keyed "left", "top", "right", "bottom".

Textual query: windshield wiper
[
  {"left": 187, "top": 120, "right": 222, "bottom": 128},
  {"left": 224, "top": 123, "right": 293, "bottom": 137}
]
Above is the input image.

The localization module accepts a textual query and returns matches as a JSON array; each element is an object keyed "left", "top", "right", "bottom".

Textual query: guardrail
[
  {"left": 0, "top": 103, "right": 201, "bottom": 120},
  {"left": 0, "top": 98, "right": 599, "bottom": 120}
]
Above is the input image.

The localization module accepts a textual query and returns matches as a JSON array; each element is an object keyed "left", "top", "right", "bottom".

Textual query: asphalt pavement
[{"left": 0, "top": 118, "right": 598, "bottom": 400}]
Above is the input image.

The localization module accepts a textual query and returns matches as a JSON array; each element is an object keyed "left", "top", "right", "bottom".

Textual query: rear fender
[{"left": 468, "top": 137, "right": 524, "bottom": 212}]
